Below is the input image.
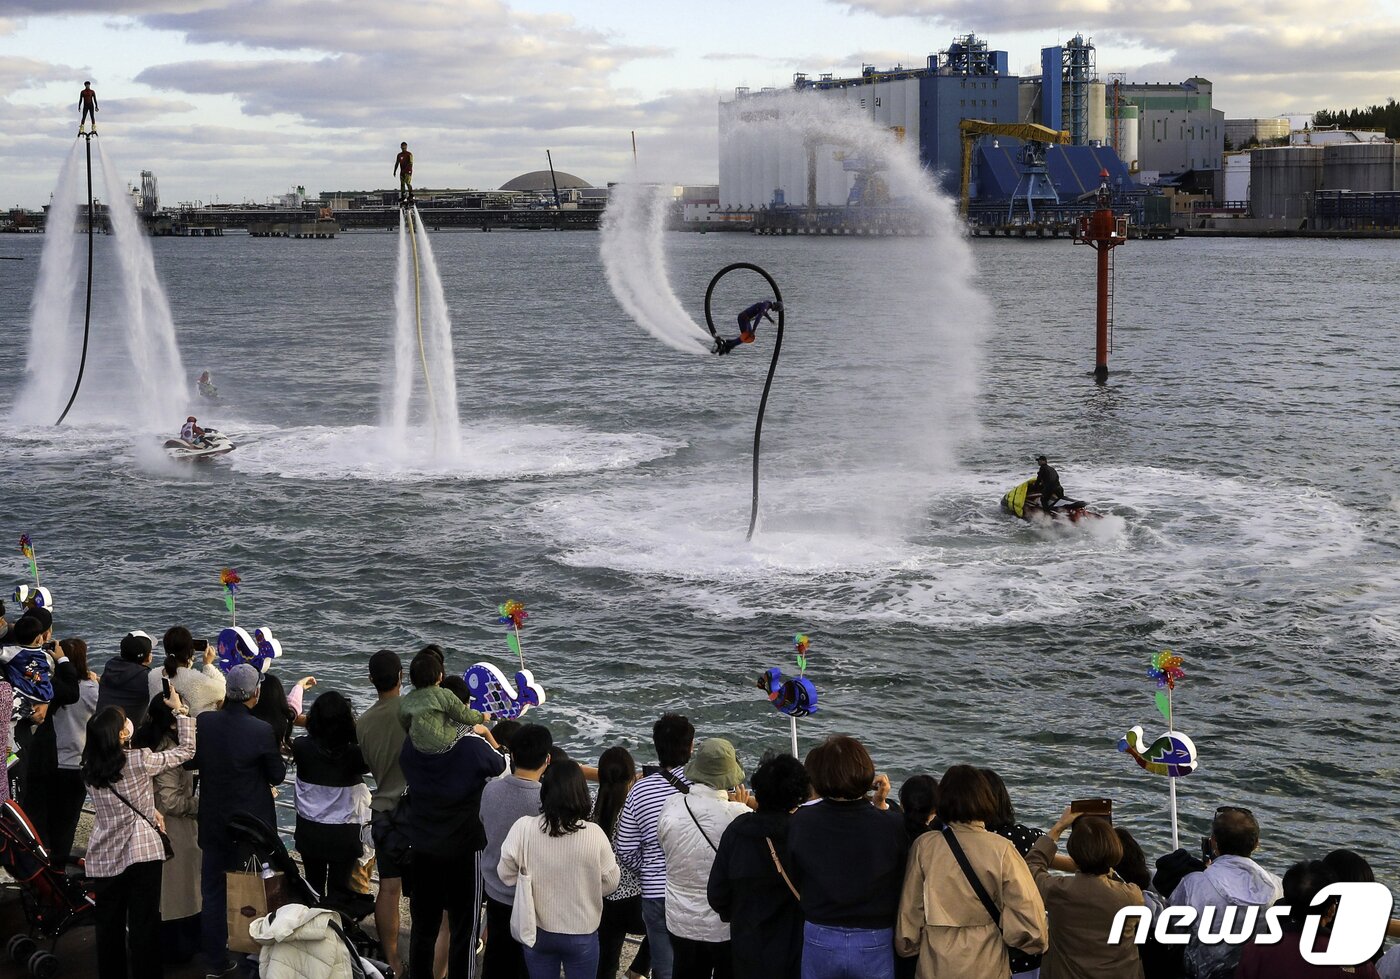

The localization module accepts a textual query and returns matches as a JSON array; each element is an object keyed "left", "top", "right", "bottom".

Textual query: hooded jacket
[
  {"left": 250, "top": 903, "right": 355, "bottom": 979},
  {"left": 707, "top": 808, "right": 804, "bottom": 979},
  {"left": 1169, "top": 854, "right": 1283, "bottom": 979},
  {"left": 96, "top": 656, "right": 153, "bottom": 726}
]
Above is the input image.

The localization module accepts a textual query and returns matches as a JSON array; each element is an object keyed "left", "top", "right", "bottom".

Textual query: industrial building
[
  {"left": 718, "top": 34, "right": 1021, "bottom": 210},
  {"left": 1225, "top": 118, "right": 1290, "bottom": 149}
]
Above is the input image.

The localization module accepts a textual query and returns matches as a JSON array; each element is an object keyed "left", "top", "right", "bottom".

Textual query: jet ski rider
[
  {"left": 1034, "top": 454, "right": 1065, "bottom": 512},
  {"left": 181, "top": 416, "right": 206, "bottom": 445}
]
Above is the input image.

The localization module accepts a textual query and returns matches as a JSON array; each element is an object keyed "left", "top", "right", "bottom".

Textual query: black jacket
[
  {"left": 399, "top": 733, "right": 506, "bottom": 859},
  {"left": 191, "top": 701, "right": 287, "bottom": 849},
  {"left": 708, "top": 809, "right": 803, "bottom": 979},
  {"left": 787, "top": 799, "right": 909, "bottom": 930},
  {"left": 96, "top": 657, "right": 153, "bottom": 726},
  {"left": 1036, "top": 463, "right": 1064, "bottom": 498}
]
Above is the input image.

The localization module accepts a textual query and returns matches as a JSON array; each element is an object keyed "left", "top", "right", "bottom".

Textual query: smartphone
[
  {"left": 1071, "top": 798, "right": 1113, "bottom": 824},
  {"left": 192, "top": 638, "right": 209, "bottom": 652},
  {"left": 162, "top": 676, "right": 173, "bottom": 699},
  {"left": 42, "top": 639, "right": 57, "bottom": 652},
  {"left": 1201, "top": 834, "right": 1213, "bottom": 865}
]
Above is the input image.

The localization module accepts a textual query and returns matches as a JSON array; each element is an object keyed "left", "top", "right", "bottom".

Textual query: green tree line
[{"left": 1312, "top": 98, "right": 1400, "bottom": 138}]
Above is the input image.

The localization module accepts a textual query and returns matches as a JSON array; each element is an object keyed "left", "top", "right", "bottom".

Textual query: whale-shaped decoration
[
  {"left": 216, "top": 625, "right": 283, "bottom": 674},
  {"left": 758, "top": 667, "right": 819, "bottom": 718},
  {"left": 12, "top": 584, "right": 53, "bottom": 612},
  {"left": 464, "top": 662, "right": 545, "bottom": 720},
  {"left": 1118, "top": 725, "right": 1198, "bottom": 778}
]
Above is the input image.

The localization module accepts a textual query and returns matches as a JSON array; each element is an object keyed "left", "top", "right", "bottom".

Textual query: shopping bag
[
  {"left": 509, "top": 830, "right": 537, "bottom": 948},
  {"left": 226, "top": 867, "right": 289, "bottom": 953}
]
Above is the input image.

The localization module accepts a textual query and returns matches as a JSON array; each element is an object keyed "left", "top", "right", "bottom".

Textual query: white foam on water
[
  {"left": 230, "top": 422, "right": 681, "bottom": 482},
  {"left": 538, "top": 464, "right": 1368, "bottom": 628}
]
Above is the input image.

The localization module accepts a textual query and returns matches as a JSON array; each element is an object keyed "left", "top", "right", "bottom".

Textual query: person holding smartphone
[
  {"left": 1024, "top": 807, "right": 1146, "bottom": 979},
  {"left": 148, "top": 627, "right": 225, "bottom": 717}
]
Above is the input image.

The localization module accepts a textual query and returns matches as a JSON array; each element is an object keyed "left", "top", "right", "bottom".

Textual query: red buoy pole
[{"left": 1095, "top": 242, "right": 1110, "bottom": 384}]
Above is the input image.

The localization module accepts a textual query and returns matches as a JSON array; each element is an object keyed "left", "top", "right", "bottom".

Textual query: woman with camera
[{"left": 82, "top": 685, "right": 195, "bottom": 979}]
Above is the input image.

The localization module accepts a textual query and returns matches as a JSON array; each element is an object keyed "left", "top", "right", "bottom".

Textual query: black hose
[
  {"left": 703, "top": 262, "right": 785, "bottom": 541},
  {"left": 55, "top": 135, "right": 95, "bottom": 426}
]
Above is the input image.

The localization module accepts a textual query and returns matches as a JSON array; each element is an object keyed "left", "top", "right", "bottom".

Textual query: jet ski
[
  {"left": 1001, "top": 479, "right": 1101, "bottom": 523},
  {"left": 163, "top": 428, "right": 235, "bottom": 460}
]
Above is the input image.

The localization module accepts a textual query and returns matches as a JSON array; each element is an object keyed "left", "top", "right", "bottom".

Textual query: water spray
[
  {"left": 54, "top": 132, "right": 97, "bottom": 426},
  {"left": 403, "top": 206, "right": 439, "bottom": 449},
  {"left": 704, "top": 263, "right": 785, "bottom": 540}
]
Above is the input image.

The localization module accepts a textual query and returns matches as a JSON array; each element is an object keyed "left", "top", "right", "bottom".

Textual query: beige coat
[
  {"left": 1025, "top": 835, "right": 1145, "bottom": 979},
  {"left": 152, "top": 734, "right": 202, "bottom": 920},
  {"left": 896, "top": 822, "right": 1048, "bottom": 979}
]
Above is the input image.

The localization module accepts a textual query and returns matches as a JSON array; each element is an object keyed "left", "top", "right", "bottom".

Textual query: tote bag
[{"left": 509, "top": 824, "right": 538, "bottom": 948}]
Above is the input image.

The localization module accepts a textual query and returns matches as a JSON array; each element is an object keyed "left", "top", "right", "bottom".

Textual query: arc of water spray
[
  {"left": 704, "top": 263, "right": 786, "bottom": 541},
  {"left": 405, "top": 207, "right": 438, "bottom": 448},
  {"left": 55, "top": 134, "right": 96, "bottom": 426}
]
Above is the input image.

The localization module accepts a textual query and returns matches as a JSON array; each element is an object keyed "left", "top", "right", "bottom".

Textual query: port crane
[{"left": 958, "top": 120, "right": 1070, "bottom": 216}]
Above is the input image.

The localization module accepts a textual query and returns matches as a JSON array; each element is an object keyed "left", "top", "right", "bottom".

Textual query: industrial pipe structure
[
  {"left": 957, "top": 119, "right": 1070, "bottom": 217},
  {"left": 56, "top": 132, "right": 97, "bottom": 426},
  {"left": 703, "top": 263, "right": 785, "bottom": 541}
]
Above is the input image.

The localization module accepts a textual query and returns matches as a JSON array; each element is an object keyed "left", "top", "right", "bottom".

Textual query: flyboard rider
[
  {"left": 393, "top": 142, "right": 414, "bottom": 205},
  {"left": 713, "top": 300, "right": 781, "bottom": 356},
  {"left": 78, "top": 81, "right": 98, "bottom": 135}
]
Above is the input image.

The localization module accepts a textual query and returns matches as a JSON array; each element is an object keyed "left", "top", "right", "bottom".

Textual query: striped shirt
[{"left": 613, "top": 766, "right": 691, "bottom": 899}]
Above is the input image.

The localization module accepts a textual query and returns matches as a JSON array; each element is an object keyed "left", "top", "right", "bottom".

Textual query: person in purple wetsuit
[{"left": 713, "top": 300, "right": 781, "bottom": 355}]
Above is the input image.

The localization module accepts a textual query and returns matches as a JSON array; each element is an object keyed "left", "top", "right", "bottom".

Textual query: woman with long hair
[
  {"left": 133, "top": 694, "right": 203, "bottom": 965},
  {"left": 48, "top": 637, "right": 99, "bottom": 871},
  {"left": 499, "top": 758, "right": 620, "bottom": 979},
  {"left": 291, "top": 690, "right": 370, "bottom": 900},
  {"left": 82, "top": 688, "right": 194, "bottom": 979},
  {"left": 146, "top": 626, "right": 225, "bottom": 717},
  {"left": 251, "top": 671, "right": 297, "bottom": 753},
  {"left": 592, "top": 746, "right": 648, "bottom": 979}
]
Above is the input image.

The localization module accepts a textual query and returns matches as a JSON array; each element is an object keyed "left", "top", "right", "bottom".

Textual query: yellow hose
[{"left": 406, "top": 208, "right": 438, "bottom": 443}]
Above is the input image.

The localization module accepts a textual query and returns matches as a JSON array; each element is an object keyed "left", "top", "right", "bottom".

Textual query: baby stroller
[
  {"left": 225, "top": 811, "right": 387, "bottom": 978},
  {"left": 0, "top": 799, "right": 95, "bottom": 978}
]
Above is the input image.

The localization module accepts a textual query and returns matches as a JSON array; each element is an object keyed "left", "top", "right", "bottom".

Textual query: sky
[{"left": 1, "top": 0, "right": 1398, "bottom": 208}]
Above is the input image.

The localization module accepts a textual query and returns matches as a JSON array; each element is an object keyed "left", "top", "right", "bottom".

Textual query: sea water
[{"left": 0, "top": 228, "right": 1396, "bottom": 881}]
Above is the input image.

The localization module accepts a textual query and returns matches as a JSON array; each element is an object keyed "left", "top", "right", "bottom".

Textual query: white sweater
[
  {"left": 147, "top": 663, "right": 227, "bottom": 716},
  {"left": 498, "top": 816, "right": 620, "bottom": 935}
]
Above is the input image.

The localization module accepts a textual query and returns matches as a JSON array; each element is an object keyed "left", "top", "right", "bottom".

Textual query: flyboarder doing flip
[
  {"left": 713, "top": 299, "right": 781, "bottom": 355},
  {"left": 1033, "top": 454, "right": 1066, "bottom": 513},
  {"left": 78, "top": 81, "right": 98, "bottom": 135},
  {"left": 394, "top": 142, "right": 414, "bottom": 205}
]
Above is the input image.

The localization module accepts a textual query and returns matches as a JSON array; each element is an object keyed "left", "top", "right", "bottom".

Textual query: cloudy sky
[{"left": 2, "top": 0, "right": 1397, "bottom": 208}]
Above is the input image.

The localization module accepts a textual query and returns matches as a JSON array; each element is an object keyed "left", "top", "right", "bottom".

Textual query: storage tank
[
  {"left": 1250, "top": 146, "right": 1322, "bottom": 218},
  {"left": 1086, "top": 81, "right": 1108, "bottom": 144},
  {"left": 1109, "top": 104, "right": 1140, "bottom": 170},
  {"left": 1322, "top": 142, "right": 1399, "bottom": 192}
]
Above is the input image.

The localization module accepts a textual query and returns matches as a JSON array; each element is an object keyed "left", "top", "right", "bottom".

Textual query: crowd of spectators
[{"left": 1, "top": 598, "right": 1397, "bottom": 979}]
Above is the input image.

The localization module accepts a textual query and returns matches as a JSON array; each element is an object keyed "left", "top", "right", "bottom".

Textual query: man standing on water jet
[
  {"left": 78, "top": 81, "right": 98, "bottom": 135},
  {"left": 713, "top": 300, "right": 781, "bottom": 355},
  {"left": 394, "top": 141, "right": 414, "bottom": 206}
]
